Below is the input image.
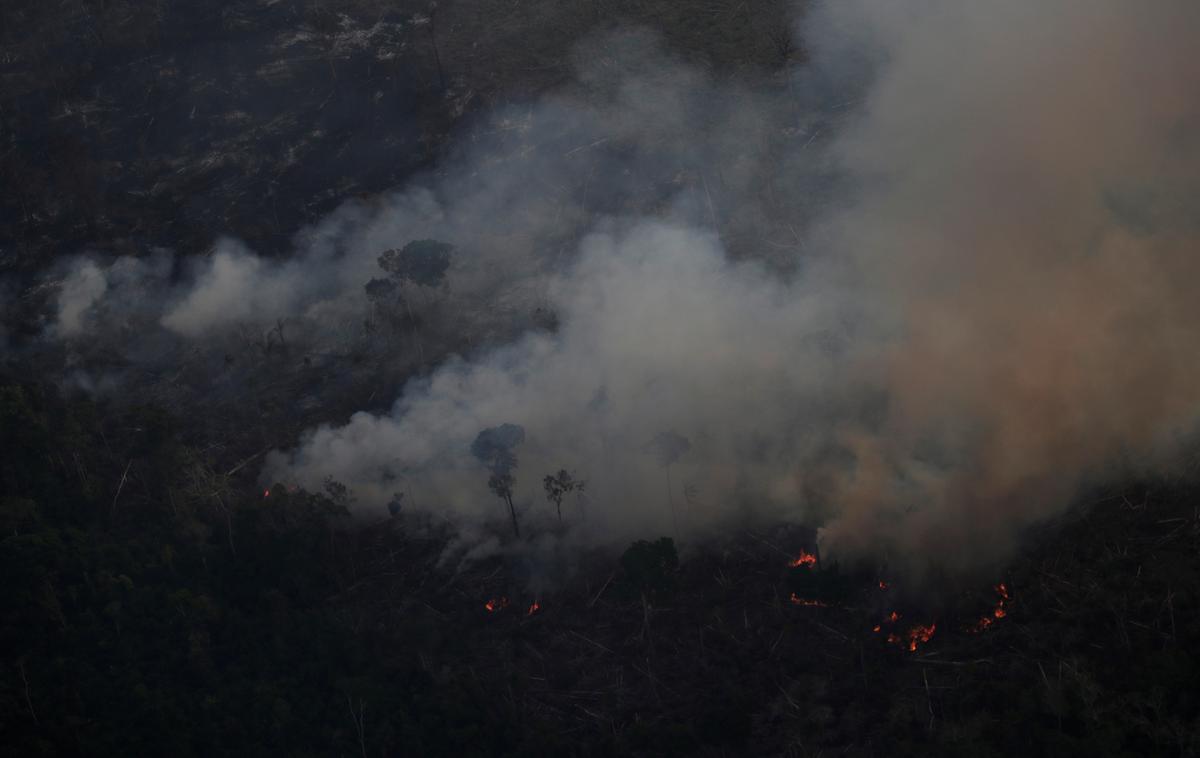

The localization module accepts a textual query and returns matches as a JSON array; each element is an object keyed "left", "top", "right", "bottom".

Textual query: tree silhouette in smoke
[
  {"left": 471, "top": 423, "right": 526, "bottom": 537},
  {"left": 543, "top": 469, "right": 585, "bottom": 522},
  {"left": 377, "top": 239, "right": 452, "bottom": 288},
  {"left": 375, "top": 239, "right": 453, "bottom": 364},
  {"left": 363, "top": 277, "right": 399, "bottom": 336}
]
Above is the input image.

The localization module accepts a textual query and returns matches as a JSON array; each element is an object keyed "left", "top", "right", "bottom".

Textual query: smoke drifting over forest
[{"left": 21, "top": 0, "right": 1200, "bottom": 576}]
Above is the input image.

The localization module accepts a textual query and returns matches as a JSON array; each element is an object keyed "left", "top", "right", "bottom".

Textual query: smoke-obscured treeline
[
  {"left": 8, "top": 0, "right": 1200, "bottom": 580},
  {"left": 4, "top": 371, "right": 1200, "bottom": 755},
  {"left": 4, "top": 0, "right": 1200, "bottom": 754}
]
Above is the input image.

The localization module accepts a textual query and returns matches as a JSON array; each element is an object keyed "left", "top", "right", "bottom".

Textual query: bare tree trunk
[
  {"left": 505, "top": 494, "right": 520, "bottom": 538},
  {"left": 402, "top": 287, "right": 425, "bottom": 365}
]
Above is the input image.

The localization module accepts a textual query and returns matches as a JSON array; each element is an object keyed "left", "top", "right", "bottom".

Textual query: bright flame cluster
[
  {"left": 874, "top": 609, "right": 937, "bottom": 652},
  {"left": 968, "top": 583, "right": 1010, "bottom": 633},
  {"left": 788, "top": 550, "right": 817, "bottom": 568}
]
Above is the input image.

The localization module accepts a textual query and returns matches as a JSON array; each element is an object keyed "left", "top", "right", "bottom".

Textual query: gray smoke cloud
[
  {"left": 33, "top": 27, "right": 825, "bottom": 384},
  {"left": 265, "top": 0, "right": 1200, "bottom": 576},
  {"left": 25, "top": 1, "right": 1200, "bottom": 576},
  {"left": 54, "top": 259, "right": 108, "bottom": 337},
  {"left": 265, "top": 218, "right": 847, "bottom": 540}
]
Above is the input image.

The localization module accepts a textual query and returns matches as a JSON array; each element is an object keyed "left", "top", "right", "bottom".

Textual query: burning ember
[
  {"left": 484, "top": 597, "right": 509, "bottom": 613},
  {"left": 877, "top": 609, "right": 935, "bottom": 651},
  {"left": 788, "top": 549, "right": 817, "bottom": 568},
  {"left": 527, "top": 602, "right": 541, "bottom": 616},
  {"left": 789, "top": 592, "right": 828, "bottom": 607},
  {"left": 878, "top": 580, "right": 889, "bottom": 590},
  {"left": 904, "top": 623, "right": 936, "bottom": 652},
  {"left": 875, "top": 611, "right": 900, "bottom": 633},
  {"left": 968, "top": 583, "right": 1011, "bottom": 633}
]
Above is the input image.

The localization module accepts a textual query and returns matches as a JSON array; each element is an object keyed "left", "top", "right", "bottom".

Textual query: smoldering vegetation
[
  {"left": 6, "top": 0, "right": 1200, "bottom": 584},
  {"left": 7, "top": 2, "right": 1200, "bottom": 755}
]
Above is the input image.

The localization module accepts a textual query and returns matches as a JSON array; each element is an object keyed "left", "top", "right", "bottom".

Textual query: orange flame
[
  {"left": 484, "top": 597, "right": 509, "bottom": 613},
  {"left": 969, "top": 583, "right": 1011, "bottom": 632},
  {"left": 527, "top": 602, "right": 540, "bottom": 616},
  {"left": 880, "top": 609, "right": 936, "bottom": 652},
  {"left": 788, "top": 550, "right": 818, "bottom": 568},
  {"left": 789, "top": 592, "right": 827, "bottom": 607},
  {"left": 906, "top": 623, "right": 936, "bottom": 652}
]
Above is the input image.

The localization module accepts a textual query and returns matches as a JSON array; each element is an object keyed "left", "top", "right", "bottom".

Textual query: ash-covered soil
[{"left": 1, "top": 0, "right": 794, "bottom": 273}]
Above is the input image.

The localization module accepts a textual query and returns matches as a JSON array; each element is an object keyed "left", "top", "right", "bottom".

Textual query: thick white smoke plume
[
  {"left": 266, "top": 219, "right": 846, "bottom": 540},
  {"left": 34, "top": 1, "right": 1200, "bottom": 575},
  {"left": 267, "top": 0, "right": 1200, "bottom": 574}
]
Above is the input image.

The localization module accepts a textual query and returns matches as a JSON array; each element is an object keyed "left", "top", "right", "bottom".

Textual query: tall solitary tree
[{"left": 471, "top": 423, "right": 526, "bottom": 537}]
